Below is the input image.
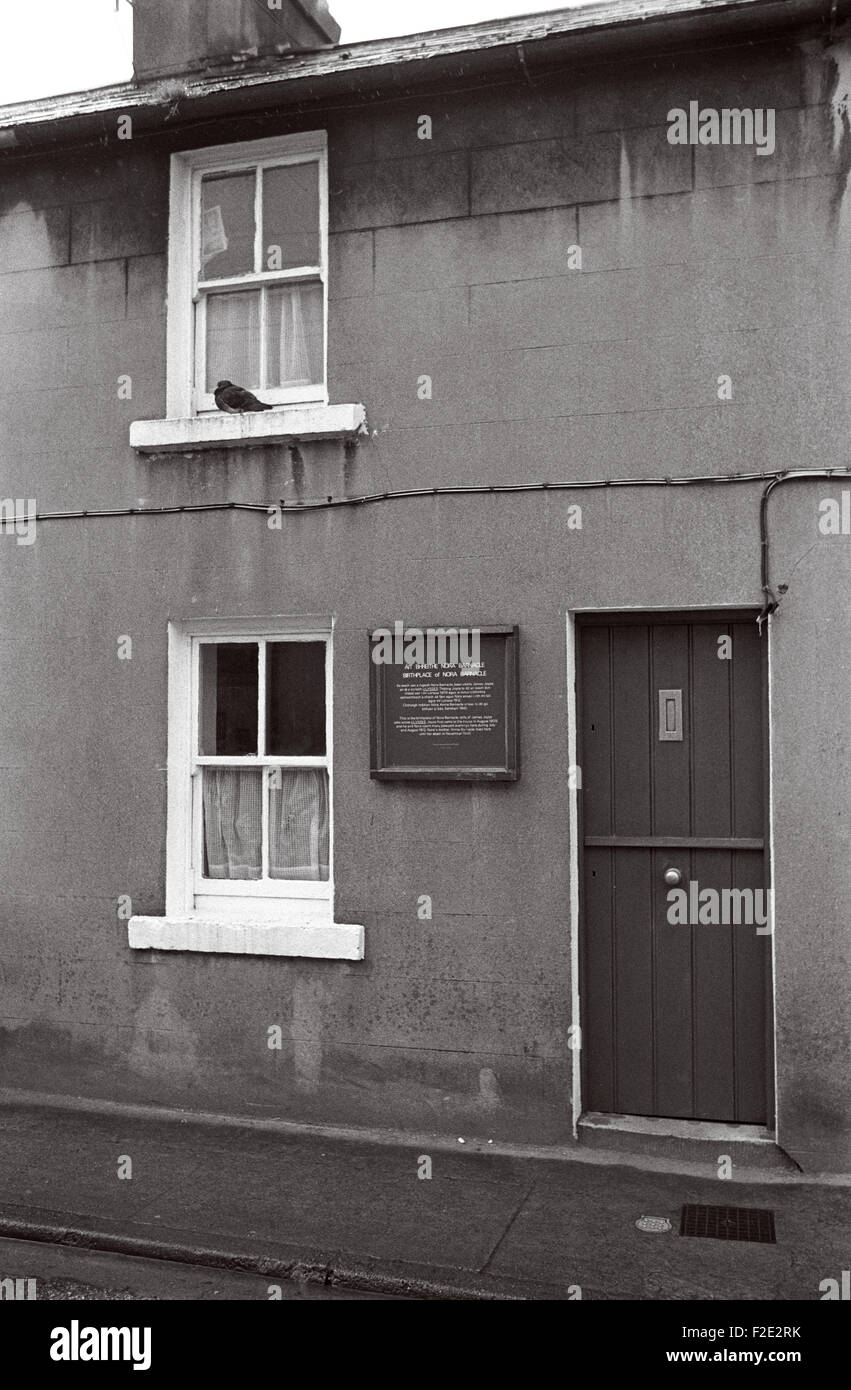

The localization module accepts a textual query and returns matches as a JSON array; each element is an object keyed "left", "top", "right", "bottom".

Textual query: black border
[{"left": 369, "top": 623, "right": 520, "bottom": 782}]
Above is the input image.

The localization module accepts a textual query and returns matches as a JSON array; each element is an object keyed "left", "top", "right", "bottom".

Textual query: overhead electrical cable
[{"left": 15, "top": 467, "right": 851, "bottom": 631}]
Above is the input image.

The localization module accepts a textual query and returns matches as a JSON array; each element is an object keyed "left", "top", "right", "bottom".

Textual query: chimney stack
[{"left": 133, "top": 0, "right": 341, "bottom": 83}]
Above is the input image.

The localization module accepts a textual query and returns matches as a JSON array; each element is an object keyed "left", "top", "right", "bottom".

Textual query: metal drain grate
[{"left": 680, "top": 1204, "right": 776, "bottom": 1243}]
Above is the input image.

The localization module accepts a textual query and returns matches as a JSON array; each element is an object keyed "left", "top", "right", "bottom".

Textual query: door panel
[{"left": 579, "top": 616, "right": 773, "bottom": 1125}]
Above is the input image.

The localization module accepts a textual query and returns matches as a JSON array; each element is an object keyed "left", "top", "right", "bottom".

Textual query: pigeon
[{"left": 214, "top": 380, "right": 274, "bottom": 413}]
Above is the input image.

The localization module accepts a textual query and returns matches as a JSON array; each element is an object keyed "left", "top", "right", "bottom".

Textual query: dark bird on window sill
[{"left": 214, "top": 380, "right": 274, "bottom": 413}]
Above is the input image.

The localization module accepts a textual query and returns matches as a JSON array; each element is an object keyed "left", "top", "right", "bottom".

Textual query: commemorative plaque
[{"left": 369, "top": 624, "right": 519, "bottom": 781}]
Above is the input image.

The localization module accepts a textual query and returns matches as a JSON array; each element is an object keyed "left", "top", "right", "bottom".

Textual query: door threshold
[
  {"left": 581, "top": 1112, "right": 774, "bottom": 1143},
  {"left": 578, "top": 1112, "right": 795, "bottom": 1172}
]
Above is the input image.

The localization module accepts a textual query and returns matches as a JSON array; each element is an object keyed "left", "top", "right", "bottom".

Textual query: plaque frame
[{"left": 369, "top": 624, "right": 519, "bottom": 782}]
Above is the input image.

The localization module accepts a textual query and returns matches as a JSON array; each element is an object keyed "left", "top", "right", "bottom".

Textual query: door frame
[{"left": 565, "top": 605, "right": 776, "bottom": 1138}]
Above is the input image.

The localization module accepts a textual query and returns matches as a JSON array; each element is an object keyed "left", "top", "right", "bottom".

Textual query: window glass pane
[
  {"left": 266, "top": 641, "right": 326, "bottom": 756},
  {"left": 205, "top": 290, "right": 262, "bottom": 392},
  {"left": 266, "top": 283, "right": 324, "bottom": 389},
  {"left": 262, "top": 163, "right": 319, "bottom": 270},
  {"left": 199, "top": 643, "right": 258, "bottom": 755},
  {"left": 202, "top": 768, "right": 262, "bottom": 879},
  {"left": 200, "top": 171, "right": 255, "bottom": 279},
  {"left": 269, "top": 768, "right": 329, "bottom": 880}
]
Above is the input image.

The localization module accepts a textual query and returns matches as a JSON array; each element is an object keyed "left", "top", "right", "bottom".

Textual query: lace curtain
[
  {"left": 203, "top": 768, "right": 329, "bottom": 882},
  {"left": 206, "top": 286, "right": 322, "bottom": 392}
]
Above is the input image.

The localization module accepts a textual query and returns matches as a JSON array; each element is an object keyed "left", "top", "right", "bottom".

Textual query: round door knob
[{"left": 663, "top": 867, "right": 682, "bottom": 886}]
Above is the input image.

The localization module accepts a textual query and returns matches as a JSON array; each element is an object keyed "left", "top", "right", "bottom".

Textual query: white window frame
[
  {"left": 191, "top": 629, "right": 332, "bottom": 915},
  {"left": 128, "top": 615, "right": 363, "bottom": 960},
  {"left": 167, "top": 132, "right": 329, "bottom": 420}
]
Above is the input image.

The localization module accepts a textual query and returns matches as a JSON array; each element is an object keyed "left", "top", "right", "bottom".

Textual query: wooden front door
[{"left": 578, "top": 614, "right": 773, "bottom": 1125}]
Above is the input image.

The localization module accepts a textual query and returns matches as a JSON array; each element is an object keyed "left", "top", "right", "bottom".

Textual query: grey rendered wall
[{"left": 0, "top": 30, "right": 848, "bottom": 1167}]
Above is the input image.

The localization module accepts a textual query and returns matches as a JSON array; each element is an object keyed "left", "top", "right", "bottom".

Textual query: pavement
[{"left": 0, "top": 1093, "right": 848, "bottom": 1300}]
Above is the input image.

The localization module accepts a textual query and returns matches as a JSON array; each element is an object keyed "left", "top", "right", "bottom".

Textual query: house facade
[{"left": 1, "top": 0, "right": 849, "bottom": 1174}]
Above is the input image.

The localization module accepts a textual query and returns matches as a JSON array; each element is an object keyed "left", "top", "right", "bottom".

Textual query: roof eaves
[{"left": 0, "top": 0, "right": 833, "bottom": 136}]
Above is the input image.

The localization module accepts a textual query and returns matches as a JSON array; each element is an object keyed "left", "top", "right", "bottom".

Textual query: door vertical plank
[
  {"left": 584, "top": 848, "right": 616, "bottom": 1110},
  {"left": 731, "top": 623, "right": 764, "bottom": 838},
  {"left": 613, "top": 847, "right": 654, "bottom": 1115},
  {"left": 690, "top": 624, "right": 735, "bottom": 1116},
  {"left": 612, "top": 626, "right": 652, "bottom": 836},
  {"left": 650, "top": 625, "right": 690, "bottom": 838},
  {"left": 692, "top": 622, "right": 733, "bottom": 838},
  {"left": 581, "top": 626, "right": 614, "bottom": 838},
  {"left": 653, "top": 845, "right": 695, "bottom": 1116},
  {"left": 692, "top": 847, "right": 737, "bottom": 1120},
  {"left": 650, "top": 624, "right": 690, "bottom": 1112},
  {"left": 610, "top": 627, "right": 654, "bottom": 1112},
  {"left": 731, "top": 624, "right": 769, "bottom": 1121},
  {"left": 580, "top": 627, "right": 615, "bottom": 1110},
  {"left": 732, "top": 848, "right": 770, "bottom": 1122}
]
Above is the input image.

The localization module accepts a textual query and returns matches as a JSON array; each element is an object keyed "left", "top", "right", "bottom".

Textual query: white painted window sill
[
  {"left": 130, "top": 403, "right": 367, "bottom": 454},
  {"left": 128, "top": 915, "right": 364, "bottom": 960}
]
